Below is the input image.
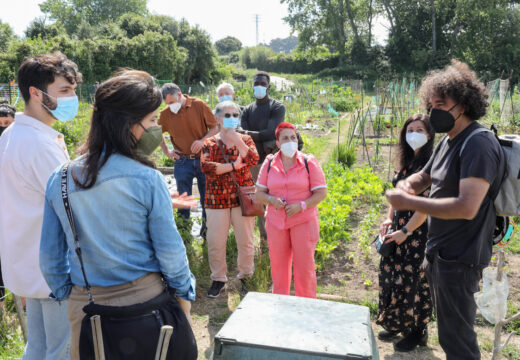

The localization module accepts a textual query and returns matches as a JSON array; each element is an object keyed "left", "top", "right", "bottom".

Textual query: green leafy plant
[
  {"left": 331, "top": 142, "right": 356, "bottom": 168},
  {"left": 316, "top": 163, "right": 384, "bottom": 269}
]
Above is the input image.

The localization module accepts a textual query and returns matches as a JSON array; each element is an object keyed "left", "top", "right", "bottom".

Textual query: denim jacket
[{"left": 40, "top": 153, "right": 196, "bottom": 301}]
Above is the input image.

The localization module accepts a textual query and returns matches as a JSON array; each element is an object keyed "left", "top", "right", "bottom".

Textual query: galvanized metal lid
[{"left": 214, "top": 292, "right": 376, "bottom": 359}]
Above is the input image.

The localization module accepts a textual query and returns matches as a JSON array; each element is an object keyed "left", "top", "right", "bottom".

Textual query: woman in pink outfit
[{"left": 255, "top": 122, "right": 327, "bottom": 298}]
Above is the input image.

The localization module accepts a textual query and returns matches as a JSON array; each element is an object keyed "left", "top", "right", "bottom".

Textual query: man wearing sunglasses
[
  {"left": 158, "top": 83, "right": 218, "bottom": 237},
  {"left": 239, "top": 71, "right": 286, "bottom": 243}
]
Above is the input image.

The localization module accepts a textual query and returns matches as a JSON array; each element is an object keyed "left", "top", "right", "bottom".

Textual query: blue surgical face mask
[
  {"left": 218, "top": 95, "right": 233, "bottom": 103},
  {"left": 253, "top": 85, "right": 267, "bottom": 99},
  {"left": 40, "top": 90, "right": 79, "bottom": 122},
  {"left": 223, "top": 117, "right": 239, "bottom": 129}
]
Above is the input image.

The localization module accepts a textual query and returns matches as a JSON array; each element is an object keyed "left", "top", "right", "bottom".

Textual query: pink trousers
[{"left": 266, "top": 217, "right": 320, "bottom": 298}]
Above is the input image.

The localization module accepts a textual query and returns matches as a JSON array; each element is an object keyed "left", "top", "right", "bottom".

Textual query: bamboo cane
[
  {"left": 90, "top": 315, "right": 105, "bottom": 360},
  {"left": 155, "top": 325, "right": 174, "bottom": 360}
]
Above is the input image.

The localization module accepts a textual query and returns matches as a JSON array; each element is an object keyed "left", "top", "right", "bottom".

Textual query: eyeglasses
[{"left": 224, "top": 113, "right": 240, "bottom": 118}]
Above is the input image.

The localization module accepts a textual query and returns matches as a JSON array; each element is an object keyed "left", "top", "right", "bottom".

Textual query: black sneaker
[
  {"left": 207, "top": 281, "right": 225, "bottom": 298},
  {"left": 378, "top": 329, "right": 399, "bottom": 341},
  {"left": 394, "top": 330, "right": 428, "bottom": 352}
]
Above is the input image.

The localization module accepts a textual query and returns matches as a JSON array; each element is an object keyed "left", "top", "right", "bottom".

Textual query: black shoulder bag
[{"left": 60, "top": 164, "right": 197, "bottom": 360}]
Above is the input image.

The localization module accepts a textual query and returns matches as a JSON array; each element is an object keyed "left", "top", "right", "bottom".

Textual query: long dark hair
[
  {"left": 74, "top": 70, "right": 162, "bottom": 189},
  {"left": 397, "top": 114, "right": 435, "bottom": 173}
]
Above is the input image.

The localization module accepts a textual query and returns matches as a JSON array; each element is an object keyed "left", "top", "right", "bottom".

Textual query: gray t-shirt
[{"left": 424, "top": 121, "right": 505, "bottom": 267}]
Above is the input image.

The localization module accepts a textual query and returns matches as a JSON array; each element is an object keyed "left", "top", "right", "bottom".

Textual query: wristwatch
[
  {"left": 401, "top": 226, "right": 409, "bottom": 236},
  {"left": 300, "top": 201, "right": 307, "bottom": 210}
]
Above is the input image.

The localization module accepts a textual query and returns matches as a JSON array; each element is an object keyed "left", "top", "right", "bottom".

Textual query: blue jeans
[
  {"left": 23, "top": 298, "right": 70, "bottom": 360},
  {"left": 174, "top": 158, "right": 206, "bottom": 219}
]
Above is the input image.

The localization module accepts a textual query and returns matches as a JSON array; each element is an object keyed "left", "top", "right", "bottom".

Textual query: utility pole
[{"left": 254, "top": 14, "right": 260, "bottom": 45}]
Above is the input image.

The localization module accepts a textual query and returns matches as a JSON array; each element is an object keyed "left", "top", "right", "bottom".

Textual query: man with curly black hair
[{"left": 385, "top": 60, "right": 506, "bottom": 359}]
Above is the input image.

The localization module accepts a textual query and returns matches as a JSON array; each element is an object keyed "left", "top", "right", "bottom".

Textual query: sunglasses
[{"left": 224, "top": 113, "right": 240, "bottom": 118}]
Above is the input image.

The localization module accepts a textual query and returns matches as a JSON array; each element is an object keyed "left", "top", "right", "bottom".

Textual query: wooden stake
[
  {"left": 491, "top": 250, "right": 520, "bottom": 360},
  {"left": 13, "top": 295, "right": 27, "bottom": 343}
]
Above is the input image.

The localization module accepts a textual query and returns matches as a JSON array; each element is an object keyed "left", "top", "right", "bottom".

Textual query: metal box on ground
[{"left": 213, "top": 292, "right": 379, "bottom": 360}]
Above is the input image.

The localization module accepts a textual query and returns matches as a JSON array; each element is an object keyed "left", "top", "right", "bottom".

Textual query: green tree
[
  {"left": 282, "top": 0, "right": 371, "bottom": 65},
  {"left": 0, "top": 20, "right": 15, "bottom": 52},
  {"left": 215, "top": 36, "right": 242, "bottom": 55},
  {"left": 267, "top": 36, "right": 298, "bottom": 53},
  {"left": 39, "top": 0, "right": 148, "bottom": 34},
  {"left": 149, "top": 15, "right": 219, "bottom": 82},
  {"left": 381, "top": 0, "right": 520, "bottom": 78},
  {"left": 25, "top": 17, "right": 66, "bottom": 39},
  {"left": 118, "top": 12, "right": 161, "bottom": 38}
]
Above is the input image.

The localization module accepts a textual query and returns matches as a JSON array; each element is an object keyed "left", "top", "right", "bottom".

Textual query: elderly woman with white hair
[
  {"left": 216, "top": 83, "right": 235, "bottom": 103},
  {"left": 200, "top": 101, "right": 259, "bottom": 298}
]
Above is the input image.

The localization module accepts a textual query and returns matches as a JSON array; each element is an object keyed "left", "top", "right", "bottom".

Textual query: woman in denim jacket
[{"left": 39, "top": 70, "right": 197, "bottom": 359}]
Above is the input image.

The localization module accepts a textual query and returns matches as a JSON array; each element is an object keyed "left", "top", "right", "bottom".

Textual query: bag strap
[
  {"left": 458, "top": 126, "right": 504, "bottom": 201},
  {"left": 268, "top": 154, "right": 309, "bottom": 174},
  {"left": 216, "top": 139, "right": 241, "bottom": 191},
  {"left": 60, "top": 163, "right": 94, "bottom": 303},
  {"left": 459, "top": 127, "right": 492, "bottom": 157}
]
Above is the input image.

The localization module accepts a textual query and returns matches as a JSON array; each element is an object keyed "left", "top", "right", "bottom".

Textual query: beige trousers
[
  {"left": 67, "top": 273, "right": 164, "bottom": 360},
  {"left": 206, "top": 206, "right": 255, "bottom": 282}
]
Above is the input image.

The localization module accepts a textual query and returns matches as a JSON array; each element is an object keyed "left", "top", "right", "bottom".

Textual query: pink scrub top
[{"left": 256, "top": 151, "right": 327, "bottom": 230}]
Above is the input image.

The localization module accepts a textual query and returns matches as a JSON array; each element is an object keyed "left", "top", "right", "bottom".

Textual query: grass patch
[
  {"left": 301, "top": 133, "right": 329, "bottom": 157},
  {"left": 504, "top": 301, "right": 520, "bottom": 333},
  {"left": 209, "top": 310, "right": 232, "bottom": 326},
  {"left": 0, "top": 293, "right": 25, "bottom": 358}
]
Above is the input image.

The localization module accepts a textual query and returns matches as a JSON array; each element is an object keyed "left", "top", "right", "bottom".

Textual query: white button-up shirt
[{"left": 0, "top": 113, "right": 69, "bottom": 298}]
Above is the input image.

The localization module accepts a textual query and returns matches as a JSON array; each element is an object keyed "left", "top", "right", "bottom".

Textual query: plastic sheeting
[{"left": 475, "top": 267, "right": 509, "bottom": 325}]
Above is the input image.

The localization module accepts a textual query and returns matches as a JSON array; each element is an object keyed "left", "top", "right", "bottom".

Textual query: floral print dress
[{"left": 376, "top": 168, "right": 432, "bottom": 335}]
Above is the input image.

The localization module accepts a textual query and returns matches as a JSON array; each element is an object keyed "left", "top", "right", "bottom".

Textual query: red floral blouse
[{"left": 200, "top": 134, "right": 259, "bottom": 209}]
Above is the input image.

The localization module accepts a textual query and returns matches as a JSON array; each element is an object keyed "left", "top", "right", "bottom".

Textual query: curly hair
[{"left": 419, "top": 60, "right": 488, "bottom": 120}]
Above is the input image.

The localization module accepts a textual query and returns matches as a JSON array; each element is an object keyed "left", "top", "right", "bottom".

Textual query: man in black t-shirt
[
  {"left": 239, "top": 71, "right": 286, "bottom": 242},
  {"left": 386, "top": 61, "right": 505, "bottom": 359}
]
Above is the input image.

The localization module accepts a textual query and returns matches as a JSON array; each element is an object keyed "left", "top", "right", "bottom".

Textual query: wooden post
[
  {"left": 491, "top": 250, "right": 520, "bottom": 360},
  {"left": 13, "top": 295, "right": 27, "bottom": 343}
]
